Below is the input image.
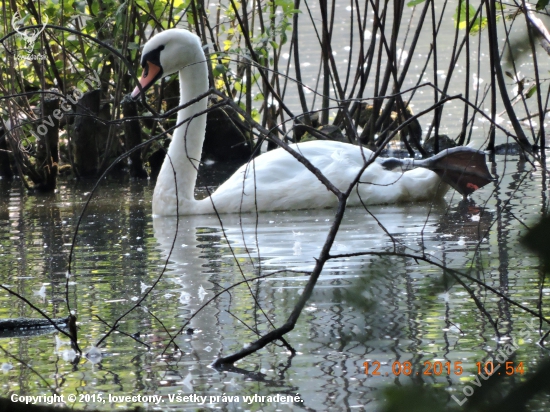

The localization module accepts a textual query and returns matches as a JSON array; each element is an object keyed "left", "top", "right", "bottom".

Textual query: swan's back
[{"left": 204, "top": 141, "right": 448, "bottom": 214}]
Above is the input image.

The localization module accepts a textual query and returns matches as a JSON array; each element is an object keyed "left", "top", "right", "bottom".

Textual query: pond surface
[
  {"left": 0, "top": 152, "right": 548, "bottom": 411},
  {"left": 2, "top": 1, "right": 550, "bottom": 410}
]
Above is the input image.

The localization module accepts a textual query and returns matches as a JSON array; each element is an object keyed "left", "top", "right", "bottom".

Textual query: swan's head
[{"left": 131, "top": 29, "right": 204, "bottom": 99}]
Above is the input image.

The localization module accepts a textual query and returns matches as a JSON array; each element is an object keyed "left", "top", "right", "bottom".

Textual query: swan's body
[
  {"left": 155, "top": 139, "right": 448, "bottom": 215},
  {"left": 133, "top": 29, "right": 452, "bottom": 216}
]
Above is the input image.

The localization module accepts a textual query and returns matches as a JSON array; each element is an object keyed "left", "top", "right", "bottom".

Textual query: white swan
[{"left": 132, "top": 29, "right": 491, "bottom": 216}]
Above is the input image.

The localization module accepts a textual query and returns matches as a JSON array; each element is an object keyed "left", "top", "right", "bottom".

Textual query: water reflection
[
  {"left": 150, "top": 198, "right": 502, "bottom": 409},
  {"left": 0, "top": 154, "right": 547, "bottom": 410}
]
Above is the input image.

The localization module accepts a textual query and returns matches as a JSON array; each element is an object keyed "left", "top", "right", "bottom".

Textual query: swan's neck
[{"left": 154, "top": 57, "right": 208, "bottom": 214}]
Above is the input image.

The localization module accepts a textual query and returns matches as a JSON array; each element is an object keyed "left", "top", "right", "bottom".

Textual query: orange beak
[{"left": 131, "top": 61, "right": 162, "bottom": 99}]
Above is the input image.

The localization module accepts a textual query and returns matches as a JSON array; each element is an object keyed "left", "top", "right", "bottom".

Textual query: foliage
[
  {"left": 453, "top": 1, "right": 488, "bottom": 33},
  {"left": 0, "top": 0, "right": 300, "bottom": 183},
  {"left": 0, "top": 0, "right": 546, "bottom": 185}
]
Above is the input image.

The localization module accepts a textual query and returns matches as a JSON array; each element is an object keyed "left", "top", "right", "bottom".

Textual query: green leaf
[
  {"left": 526, "top": 85, "right": 538, "bottom": 99},
  {"left": 69, "top": 0, "right": 81, "bottom": 12},
  {"left": 470, "top": 16, "right": 488, "bottom": 33},
  {"left": 234, "top": 81, "right": 244, "bottom": 93},
  {"left": 214, "top": 63, "right": 227, "bottom": 76},
  {"left": 453, "top": 2, "right": 475, "bottom": 30},
  {"left": 453, "top": 2, "right": 487, "bottom": 33},
  {"left": 407, "top": 0, "right": 425, "bottom": 6},
  {"left": 251, "top": 108, "right": 260, "bottom": 123},
  {"left": 274, "top": 0, "right": 294, "bottom": 12},
  {"left": 90, "top": 1, "right": 99, "bottom": 15},
  {"left": 536, "top": 0, "right": 550, "bottom": 10},
  {"left": 187, "top": 10, "right": 195, "bottom": 25},
  {"left": 251, "top": 73, "right": 261, "bottom": 84}
]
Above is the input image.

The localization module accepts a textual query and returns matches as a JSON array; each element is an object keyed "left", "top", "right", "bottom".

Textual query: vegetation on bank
[{"left": 0, "top": 0, "right": 547, "bottom": 191}]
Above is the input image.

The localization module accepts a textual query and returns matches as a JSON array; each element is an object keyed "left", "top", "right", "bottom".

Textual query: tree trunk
[
  {"left": 72, "top": 90, "right": 101, "bottom": 177},
  {"left": 34, "top": 94, "right": 60, "bottom": 191},
  {"left": 121, "top": 96, "right": 147, "bottom": 178},
  {"left": 0, "top": 126, "right": 14, "bottom": 179}
]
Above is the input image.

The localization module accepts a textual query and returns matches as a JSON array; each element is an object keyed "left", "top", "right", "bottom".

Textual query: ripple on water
[{"left": 0, "top": 155, "right": 547, "bottom": 410}]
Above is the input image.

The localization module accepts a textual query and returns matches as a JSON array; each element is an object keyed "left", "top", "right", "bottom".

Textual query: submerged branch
[{"left": 212, "top": 198, "right": 348, "bottom": 367}]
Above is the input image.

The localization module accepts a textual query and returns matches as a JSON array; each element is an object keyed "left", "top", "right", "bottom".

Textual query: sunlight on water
[{"left": 0, "top": 152, "right": 548, "bottom": 410}]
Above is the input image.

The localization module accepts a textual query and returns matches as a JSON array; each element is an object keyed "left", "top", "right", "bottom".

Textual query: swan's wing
[
  {"left": 207, "top": 141, "right": 362, "bottom": 212},
  {"left": 207, "top": 141, "right": 445, "bottom": 213}
]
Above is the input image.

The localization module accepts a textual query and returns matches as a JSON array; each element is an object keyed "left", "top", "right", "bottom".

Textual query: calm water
[
  {"left": 2, "top": 1, "right": 550, "bottom": 410},
  {"left": 0, "top": 152, "right": 548, "bottom": 411}
]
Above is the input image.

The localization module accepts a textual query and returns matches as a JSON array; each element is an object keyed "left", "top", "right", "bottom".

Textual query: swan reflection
[{"left": 152, "top": 203, "right": 492, "bottom": 366}]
